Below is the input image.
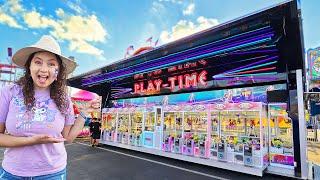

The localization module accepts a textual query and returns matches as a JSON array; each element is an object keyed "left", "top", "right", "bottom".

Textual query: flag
[
  {"left": 154, "top": 38, "right": 159, "bottom": 47},
  {"left": 146, "top": 36, "right": 153, "bottom": 43},
  {"left": 125, "top": 45, "right": 134, "bottom": 58},
  {"left": 127, "top": 45, "right": 134, "bottom": 52},
  {"left": 7, "top": 48, "right": 12, "bottom": 57}
]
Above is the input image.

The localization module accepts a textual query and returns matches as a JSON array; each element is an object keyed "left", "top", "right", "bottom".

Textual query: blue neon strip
[
  {"left": 96, "top": 26, "right": 273, "bottom": 80},
  {"left": 214, "top": 72, "right": 278, "bottom": 78},
  {"left": 85, "top": 32, "right": 274, "bottom": 83},
  {"left": 82, "top": 26, "right": 273, "bottom": 84},
  {"left": 83, "top": 37, "right": 272, "bottom": 86},
  {"left": 229, "top": 49, "right": 278, "bottom": 55},
  {"left": 223, "top": 60, "right": 278, "bottom": 75},
  {"left": 221, "top": 55, "right": 278, "bottom": 74},
  {"left": 84, "top": 37, "right": 272, "bottom": 85},
  {"left": 83, "top": 32, "right": 274, "bottom": 85},
  {"left": 213, "top": 76, "right": 279, "bottom": 80}
]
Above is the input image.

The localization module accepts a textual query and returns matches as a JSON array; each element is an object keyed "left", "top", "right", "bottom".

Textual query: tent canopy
[{"left": 71, "top": 88, "right": 98, "bottom": 101}]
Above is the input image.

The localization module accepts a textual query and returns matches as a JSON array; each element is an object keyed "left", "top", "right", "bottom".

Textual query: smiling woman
[{"left": 0, "top": 35, "right": 87, "bottom": 179}]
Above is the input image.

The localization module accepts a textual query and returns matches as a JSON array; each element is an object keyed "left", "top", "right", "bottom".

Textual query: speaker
[{"left": 267, "top": 90, "right": 288, "bottom": 103}]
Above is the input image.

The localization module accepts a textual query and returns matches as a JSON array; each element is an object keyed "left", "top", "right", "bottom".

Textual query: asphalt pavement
[
  {"left": 0, "top": 143, "right": 293, "bottom": 180},
  {"left": 66, "top": 143, "right": 291, "bottom": 180}
]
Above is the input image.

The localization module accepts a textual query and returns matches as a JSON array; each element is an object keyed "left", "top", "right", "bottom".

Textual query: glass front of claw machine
[
  {"left": 209, "top": 110, "right": 220, "bottom": 160},
  {"left": 219, "top": 102, "right": 266, "bottom": 168},
  {"left": 268, "top": 103, "right": 294, "bottom": 169},
  {"left": 143, "top": 107, "right": 156, "bottom": 148},
  {"left": 130, "top": 107, "right": 143, "bottom": 146},
  {"left": 117, "top": 108, "right": 130, "bottom": 144},
  {"left": 183, "top": 104, "right": 208, "bottom": 158},
  {"left": 162, "top": 105, "right": 183, "bottom": 153},
  {"left": 102, "top": 108, "right": 117, "bottom": 142}
]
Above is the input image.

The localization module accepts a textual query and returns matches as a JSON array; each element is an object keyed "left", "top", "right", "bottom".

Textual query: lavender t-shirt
[{"left": 0, "top": 84, "right": 75, "bottom": 177}]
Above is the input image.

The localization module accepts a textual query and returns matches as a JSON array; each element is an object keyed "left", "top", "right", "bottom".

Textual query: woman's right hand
[{"left": 29, "top": 134, "right": 66, "bottom": 145}]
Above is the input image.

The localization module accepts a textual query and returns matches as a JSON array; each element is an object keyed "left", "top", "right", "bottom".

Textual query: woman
[
  {"left": 89, "top": 118, "right": 102, "bottom": 147},
  {"left": 0, "top": 35, "right": 86, "bottom": 179}
]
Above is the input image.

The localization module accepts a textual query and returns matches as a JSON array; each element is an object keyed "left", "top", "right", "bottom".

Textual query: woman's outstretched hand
[{"left": 29, "top": 134, "right": 66, "bottom": 145}]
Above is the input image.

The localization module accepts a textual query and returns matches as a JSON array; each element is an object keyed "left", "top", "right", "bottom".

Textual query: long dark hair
[{"left": 16, "top": 52, "right": 69, "bottom": 115}]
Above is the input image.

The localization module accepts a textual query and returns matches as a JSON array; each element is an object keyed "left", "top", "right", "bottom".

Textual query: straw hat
[{"left": 12, "top": 35, "right": 77, "bottom": 74}]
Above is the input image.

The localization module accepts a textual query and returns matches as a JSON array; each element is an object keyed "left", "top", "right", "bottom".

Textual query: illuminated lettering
[
  {"left": 140, "top": 82, "right": 146, "bottom": 93},
  {"left": 134, "top": 83, "right": 140, "bottom": 94},
  {"left": 133, "top": 70, "right": 208, "bottom": 95},
  {"left": 147, "top": 81, "right": 155, "bottom": 92},
  {"left": 185, "top": 73, "right": 197, "bottom": 88},
  {"left": 168, "top": 76, "right": 177, "bottom": 91},
  {"left": 154, "top": 79, "right": 163, "bottom": 91},
  {"left": 198, "top": 70, "right": 208, "bottom": 86},
  {"left": 178, "top": 75, "right": 184, "bottom": 89},
  {"left": 168, "top": 66, "right": 177, "bottom": 72}
]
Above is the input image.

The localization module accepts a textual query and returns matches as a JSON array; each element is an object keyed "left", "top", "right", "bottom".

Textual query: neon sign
[{"left": 134, "top": 70, "right": 208, "bottom": 94}]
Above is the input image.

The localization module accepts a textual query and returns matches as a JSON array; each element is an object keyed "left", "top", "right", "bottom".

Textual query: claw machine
[
  {"left": 220, "top": 109, "right": 245, "bottom": 162},
  {"left": 101, "top": 108, "right": 117, "bottom": 142},
  {"left": 142, "top": 106, "right": 156, "bottom": 148},
  {"left": 116, "top": 107, "right": 130, "bottom": 144},
  {"left": 209, "top": 105, "right": 221, "bottom": 160},
  {"left": 162, "top": 105, "right": 183, "bottom": 152},
  {"left": 215, "top": 102, "right": 267, "bottom": 168},
  {"left": 130, "top": 107, "right": 143, "bottom": 146},
  {"left": 182, "top": 104, "right": 209, "bottom": 158},
  {"left": 268, "top": 103, "right": 294, "bottom": 169}
]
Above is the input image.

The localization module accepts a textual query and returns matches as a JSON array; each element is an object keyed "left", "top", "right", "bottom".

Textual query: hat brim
[{"left": 12, "top": 47, "right": 77, "bottom": 74}]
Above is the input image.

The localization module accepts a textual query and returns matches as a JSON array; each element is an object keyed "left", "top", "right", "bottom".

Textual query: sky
[{"left": 0, "top": 0, "right": 319, "bottom": 78}]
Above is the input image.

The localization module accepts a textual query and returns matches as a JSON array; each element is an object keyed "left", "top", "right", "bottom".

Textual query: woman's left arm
[{"left": 62, "top": 115, "right": 85, "bottom": 144}]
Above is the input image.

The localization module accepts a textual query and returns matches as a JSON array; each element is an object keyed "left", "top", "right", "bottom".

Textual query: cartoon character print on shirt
[
  {"left": 14, "top": 95, "right": 57, "bottom": 130},
  {"left": 31, "top": 100, "right": 57, "bottom": 122},
  {"left": 13, "top": 95, "right": 31, "bottom": 130}
]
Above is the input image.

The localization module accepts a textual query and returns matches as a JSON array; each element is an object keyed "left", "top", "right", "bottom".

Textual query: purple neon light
[
  {"left": 88, "top": 27, "right": 274, "bottom": 81},
  {"left": 228, "top": 49, "right": 278, "bottom": 55},
  {"left": 134, "top": 33, "right": 274, "bottom": 71},
  {"left": 85, "top": 32, "right": 274, "bottom": 83},
  {"left": 213, "top": 76, "right": 279, "bottom": 80},
  {"left": 221, "top": 55, "right": 278, "bottom": 74},
  {"left": 85, "top": 38, "right": 274, "bottom": 85},
  {"left": 83, "top": 33, "right": 274, "bottom": 85},
  {"left": 133, "top": 33, "right": 274, "bottom": 72},
  {"left": 83, "top": 27, "right": 273, "bottom": 84}
]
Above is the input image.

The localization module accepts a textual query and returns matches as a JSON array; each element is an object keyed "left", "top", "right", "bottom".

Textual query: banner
[
  {"left": 310, "top": 100, "right": 320, "bottom": 116},
  {"left": 308, "top": 47, "right": 320, "bottom": 80}
]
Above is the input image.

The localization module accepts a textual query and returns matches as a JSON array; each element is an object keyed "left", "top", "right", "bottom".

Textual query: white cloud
[
  {"left": 0, "top": 0, "right": 107, "bottom": 60},
  {"left": 183, "top": 3, "right": 195, "bottom": 15},
  {"left": 160, "top": 16, "right": 219, "bottom": 44},
  {"left": 49, "top": 14, "right": 107, "bottom": 45},
  {"left": 69, "top": 40, "right": 105, "bottom": 60},
  {"left": 56, "top": 8, "right": 65, "bottom": 18},
  {"left": 23, "top": 11, "right": 60, "bottom": 29},
  {"left": 7, "top": 0, "right": 24, "bottom": 14},
  {"left": 158, "top": 0, "right": 183, "bottom": 4},
  {"left": 0, "top": 11, "right": 23, "bottom": 28},
  {"left": 66, "top": 1, "right": 85, "bottom": 14},
  {"left": 151, "top": 1, "right": 166, "bottom": 15},
  {"left": 21, "top": 8, "right": 108, "bottom": 60}
]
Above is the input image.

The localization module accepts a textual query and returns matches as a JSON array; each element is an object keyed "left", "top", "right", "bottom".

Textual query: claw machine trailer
[{"left": 68, "top": 0, "right": 307, "bottom": 178}]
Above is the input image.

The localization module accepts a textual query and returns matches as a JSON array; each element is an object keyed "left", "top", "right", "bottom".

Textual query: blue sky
[{"left": 0, "top": 0, "right": 319, "bottom": 77}]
